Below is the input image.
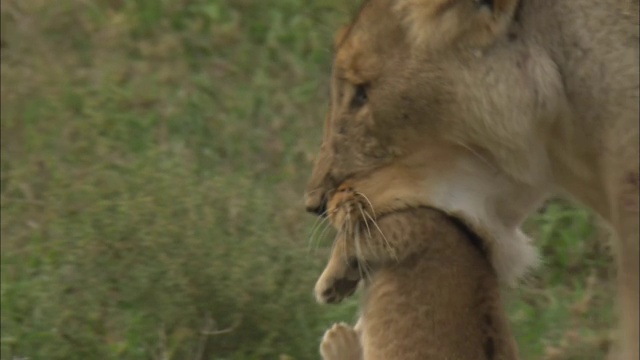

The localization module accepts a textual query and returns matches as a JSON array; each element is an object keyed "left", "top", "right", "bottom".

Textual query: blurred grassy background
[{"left": 0, "top": 0, "right": 617, "bottom": 359}]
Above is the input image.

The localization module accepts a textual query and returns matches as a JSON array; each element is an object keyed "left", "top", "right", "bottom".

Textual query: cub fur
[
  {"left": 304, "top": 0, "right": 638, "bottom": 357},
  {"left": 316, "top": 188, "right": 518, "bottom": 359}
]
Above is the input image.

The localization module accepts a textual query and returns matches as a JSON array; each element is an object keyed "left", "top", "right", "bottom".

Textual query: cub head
[{"left": 305, "top": 0, "right": 565, "bottom": 284}]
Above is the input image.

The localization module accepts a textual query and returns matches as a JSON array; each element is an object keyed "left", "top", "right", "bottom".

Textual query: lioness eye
[{"left": 351, "top": 84, "right": 368, "bottom": 108}]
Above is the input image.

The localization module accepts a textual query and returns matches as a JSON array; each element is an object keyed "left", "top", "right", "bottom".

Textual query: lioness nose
[
  {"left": 304, "top": 191, "right": 328, "bottom": 216},
  {"left": 307, "top": 201, "right": 327, "bottom": 217}
]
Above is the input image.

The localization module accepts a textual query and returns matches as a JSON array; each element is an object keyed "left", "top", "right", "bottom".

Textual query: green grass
[{"left": 0, "top": 1, "right": 615, "bottom": 359}]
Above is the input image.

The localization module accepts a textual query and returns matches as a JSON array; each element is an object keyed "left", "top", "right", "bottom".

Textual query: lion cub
[{"left": 316, "top": 186, "right": 519, "bottom": 360}]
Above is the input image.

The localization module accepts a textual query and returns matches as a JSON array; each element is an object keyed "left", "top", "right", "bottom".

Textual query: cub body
[{"left": 317, "top": 200, "right": 518, "bottom": 359}]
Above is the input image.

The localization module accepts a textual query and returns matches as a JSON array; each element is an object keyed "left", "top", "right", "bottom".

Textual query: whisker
[
  {"left": 359, "top": 256, "right": 373, "bottom": 283},
  {"left": 455, "top": 141, "right": 497, "bottom": 173},
  {"left": 334, "top": 222, "right": 346, "bottom": 254},
  {"left": 306, "top": 208, "right": 326, "bottom": 241},
  {"left": 354, "top": 224, "right": 365, "bottom": 281},
  {"left": 310, "top": 207, "right": 330, "bottom": 230},
  {"left": 358, "top": 204, "right": 375, "bottom": 281},
  {"left": 307, "top": 211, "right": 332, "bottom": 252},
  {"left": 363, "top": 260, "right": 373, "bottom": 282},
  {"left": 364, "top": 212, "right": 397, "bottom": 261},
  {"left": 342, "top": 212, "right": 352, "bottom": 266},
  {"left": 355, "top": 192, "right": 376, "bottom": 218},
  {"left": 313, "top": 220, "right": 334, "bottom": 252},
  {"left": 358, "top": 204, "right": 374, "bottom": 242},
  {"left": 330, "top": 226, "right": 344, "bottom": 268},
  {"left": 358, "top": 219, "right": 373, "bottom": 279},
  {"left": 305, "top": 188, "right": 323, "bottom": 196}
]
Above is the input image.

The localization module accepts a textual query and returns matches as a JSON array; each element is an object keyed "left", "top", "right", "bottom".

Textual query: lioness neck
[{"left": 518, "top": 0, "right": 639, "bottom": 217}]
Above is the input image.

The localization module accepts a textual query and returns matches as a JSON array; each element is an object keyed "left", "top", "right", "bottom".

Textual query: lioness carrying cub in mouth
[
  {"left": 316, "top": 187, "right": 519, "bottom": 360},
  {"left": 304, "top": 0, "right": 638, "bottom": 358}
]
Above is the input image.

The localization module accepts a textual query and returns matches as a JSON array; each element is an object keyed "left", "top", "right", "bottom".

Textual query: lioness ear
[{"left": 394, "top": 0, "right": 519, "bottom": 50}]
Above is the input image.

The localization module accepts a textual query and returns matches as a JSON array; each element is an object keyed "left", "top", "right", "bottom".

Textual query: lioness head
[{"left": 305, "top": 0, "right": 568, "bottom": 284}]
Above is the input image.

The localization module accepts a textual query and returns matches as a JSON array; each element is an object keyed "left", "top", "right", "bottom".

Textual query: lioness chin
[
  {"left": 316, "top": 190, "right": 518, "bottom": 360},
  {"left": 304, "top": 0, "right": 638, "bottom": 358}
]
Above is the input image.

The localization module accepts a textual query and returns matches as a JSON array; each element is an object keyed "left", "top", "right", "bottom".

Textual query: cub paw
[
  {"left": 316, "top": 276, "right": 360, "bottom": 304},
  {"left": 314, "top": 260, "right": 361, "bottom": 304},
  {"left": 320, "top": 323, "right": 362, "bottom": 360}
]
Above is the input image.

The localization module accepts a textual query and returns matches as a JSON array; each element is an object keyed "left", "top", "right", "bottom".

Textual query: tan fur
[
  {"left": 305, "top": 0, "right": 639, "bottom": 358},
  {"left": 316, "top": 191, "right": 519, "bottom": 359}
]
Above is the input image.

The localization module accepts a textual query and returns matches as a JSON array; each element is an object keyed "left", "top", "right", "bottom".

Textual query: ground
[{"left": 0, "top": 1, "right": 616, "bottom": 359}]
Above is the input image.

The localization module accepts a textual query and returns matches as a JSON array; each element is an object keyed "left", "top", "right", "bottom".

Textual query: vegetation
[{"left": 0, "top": 1, "right": 615, "bottom": 359}]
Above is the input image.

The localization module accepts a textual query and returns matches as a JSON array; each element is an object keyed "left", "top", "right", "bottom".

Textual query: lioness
[
  {"left": 316, "top": 188, "right": 519, "bottom": 360},
  {"left": 304, "top": 0, "right": 639, "bottom": 358}
]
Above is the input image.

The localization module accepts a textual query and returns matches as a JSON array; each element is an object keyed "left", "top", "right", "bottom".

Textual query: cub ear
[{"left": 393, "top": 0, "right": 519, "bottom": 50}]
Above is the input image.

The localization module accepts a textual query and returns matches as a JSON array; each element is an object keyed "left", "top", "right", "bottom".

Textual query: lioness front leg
[
  {"left": 320, "top": 322, "right": 362, "bottom": 360},
  {"left": 614, "top": 230, "right": 639, "bottom": 360},
  {"left": 610, "top": 168, "right": 639, "bottom": 360}
]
